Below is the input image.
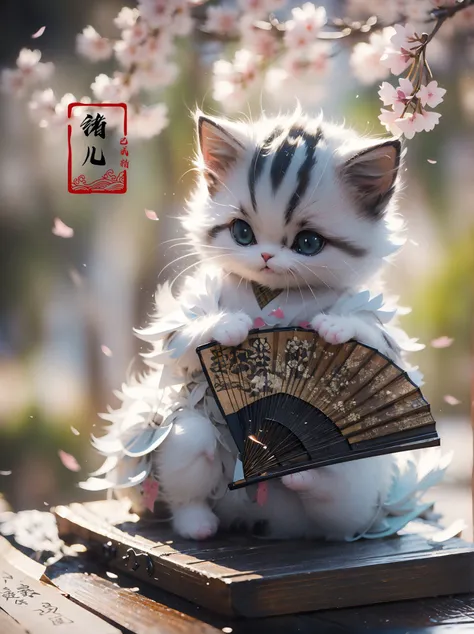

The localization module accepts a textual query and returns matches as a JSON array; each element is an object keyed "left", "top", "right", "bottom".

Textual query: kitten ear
[
  {"left": 197, "top": 115, "right": 245, "bottom": 194},
  {"left": 340, "top": 139, "right": 401, "bottom": 217}
]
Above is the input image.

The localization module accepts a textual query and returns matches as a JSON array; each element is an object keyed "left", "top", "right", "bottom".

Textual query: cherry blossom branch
[{"left": 2, "top": 1, "right": 474, "bottom": 142}]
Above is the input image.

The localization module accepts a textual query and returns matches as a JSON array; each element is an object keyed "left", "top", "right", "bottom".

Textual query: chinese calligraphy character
[
  {"left": 1, "top": 587, "right": 27, "bottom": 605},
  {"left": 120, "top": 158, "right": 129, "bottom": 168},
  {"left": 16, "top": 583, "right": 40, "bottom": 599},
  {"left": 82, "top": 146, "right": 106, "bottom": 166},
  {"left": 35, "top": 602, "right": 74, "bottom": 626},
  {"left": 1, "top": 570, "right": 13, "bottom": 585},
  {"left": 35, "top": 602, "right": 58, "bottom": 616},
  {"left": 80, "top": 113, "right": 107, "bottom": 138}
]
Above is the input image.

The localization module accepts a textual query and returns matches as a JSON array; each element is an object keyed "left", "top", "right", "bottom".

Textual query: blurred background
[{"left": 0, "top": 0, "right": 472, "bottom": 536}]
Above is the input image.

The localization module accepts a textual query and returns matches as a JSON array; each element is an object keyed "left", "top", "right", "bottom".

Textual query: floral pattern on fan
[{"left": 209, "top": 333, "right": 315, "bottom": 397}]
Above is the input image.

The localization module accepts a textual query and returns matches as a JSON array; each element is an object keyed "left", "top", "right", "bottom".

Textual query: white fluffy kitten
[{"left": 113, "top": 110, "right": 417, "bottom": 541}]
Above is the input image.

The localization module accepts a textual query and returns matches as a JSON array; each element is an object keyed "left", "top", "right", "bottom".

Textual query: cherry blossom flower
[
  {"left": 204, "top": 6, "right": 239, "bottom": 35},
  {"left": 213, "top": 48, "right": 259, "bottom": 106},
  {"left": 350, "top": 28, "right": 394, "bottom": 85},
  {"left": 114, "top": 39, "right": 143, "bottom": 68},
  {"left": 2, "top": 48, "right": 54, "bottom": 96},
  {"left": 238, "top": 0, "right": 269, "bottom": 16},
  {"left": 114, "top": 7, "right": 140, "bottom": 30},
  {"left": 379, "top": 78, "right": 414, "bottom": 115},
  {"left": 418, "top": 81, "right": 446, "bottom": 108},
  {"left": 28, "top": 88, "right": 57, "bottom": 126},
  {"left": 419, "top": 109, "right": 441, "bottom": 132},
  {"left": 170, "top": 0, "right": 193, "bottom": 36},
  {"left": 379, "top": 108, "right": 403, "bottom": 136},
  {"left": 239, "top": 15, "right": 278, "bottom": 58},
  {"left": 134, "top": 60, "right": 179, "bottom": 90},
  {"left": 394, "top": 111, "right": 424, "bottom": 139},
  {"left": 381, "top": 23, "right": 419, "bottom": 75},
  {"left": 284, "top": 3, "right": 326, "bottom": 49},
  {"left": 138, "top": 0, "right": 173, "bottom": 29},
  {"left": 76, "top": 26, "right": 113, "bottom": 62},
  {"left": 91, "top": 73, "right": 131, "bottom": 102},
  {"left": 127, "top": 103, "right": 169, "bottom": 139},
  {"left": 121, "top": 21, "right": 149, "bottom": 46}
]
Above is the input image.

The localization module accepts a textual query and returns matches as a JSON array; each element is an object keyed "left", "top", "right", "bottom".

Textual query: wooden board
[{"left": 54, "top": 500, "right": 474, "bottom": 618}]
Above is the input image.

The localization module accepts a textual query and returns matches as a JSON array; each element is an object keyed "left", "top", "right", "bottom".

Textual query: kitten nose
[{"left": 261, "top": 252, "right": 273, "bottom": 262}]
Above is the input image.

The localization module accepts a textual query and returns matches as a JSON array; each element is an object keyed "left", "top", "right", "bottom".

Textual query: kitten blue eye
[
  {"left": 292, "top": 231, "right": 325, "bottom": 256},
  {"left": 231, "top": 219, "right": 256, "bottom": 246}
]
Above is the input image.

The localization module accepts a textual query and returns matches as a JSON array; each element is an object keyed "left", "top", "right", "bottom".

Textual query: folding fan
[{"left": 197, "top": 327, "right": 439, "bottom": 490}]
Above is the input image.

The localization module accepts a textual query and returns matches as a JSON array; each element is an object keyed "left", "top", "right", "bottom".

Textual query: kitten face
[{"left": 185, "top": 112, "right": 402, "bottom": 291}]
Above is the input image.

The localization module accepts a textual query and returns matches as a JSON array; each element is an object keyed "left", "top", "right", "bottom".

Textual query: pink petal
[
  {"left": 32, "top": 26, "right": 46, "bottom": 38},
  {"left": 145, "top": 209, "right": 159, "bottom": 221},
  {"left": 52, "top": 218, "right": 74, "bottom": 238},
  {"left": 253, "top": 317, "right": 266, "bottom": 328},
  {"left": 298, "top": 321, "right": 311, "bottom": 329},
  {"left": 142, "top": 478, "right": 159, "bottom": 512},
  {"left": 431, "top": 336, "right": 454, "bottom": 349},
  {"left": 443, "top": 395, "right": 461, "bottom": 406},
  {"left": 269, "top": 307, "right": 285, "bottom": 319},
  {"left": 101, "top": 345, "right": 113, "bottom": 357},
  {"left": 58, "top": 450, "right": 81, "bottom": 472},
  {"left": 256, "top": 481, "right": 268, "bottom": 507},
  {"left": 427, "top": 159, "right": 437, "bottom": 164}
]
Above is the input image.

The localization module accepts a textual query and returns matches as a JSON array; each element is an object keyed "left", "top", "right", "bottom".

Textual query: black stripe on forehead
[
  {"left": 284, "top": 129, "right": 322, "bottom": 224},
  {"left": 270, "top": 126, "right": 306, "bottom": 192},
  {"left": 248, "top": 126, "right": 284, "bottom": 211}
]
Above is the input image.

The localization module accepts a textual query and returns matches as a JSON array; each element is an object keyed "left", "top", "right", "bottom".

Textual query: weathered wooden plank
[
  {"left": 229, "top": 550, "right": 474, "bottom": 617},
  {"left": 53, "top": 572, "right": 221, "bottom": 634},
  {"left": 54, "top": 501, "right": 474, "bottom": 618}
]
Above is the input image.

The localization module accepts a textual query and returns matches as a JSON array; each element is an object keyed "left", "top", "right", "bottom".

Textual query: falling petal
[
  {"left": 145, "top": 209, "right": 159, "bottom": 221},
  {"left": 52, "top": 218, "right": 74, "bottom": 238},
  {"left": 106, "top": 571, "right": 118, "bottom": 579},
  {"left": 427, "top": 159, "right": 437, "bottom": 164},
  {"left": 70, "top": 426, "right": 80, "bottom": 436},
  {"left": 256, "top": 481, "right": 268, "bottom": 507},
  {"left": 409, "top": 239, "right": 419, "bottom": 246},
  {"left": 253, "top": 317, "right": 266, "bottom": 329},
  {"left": 444, "top": 395, "right": 461, "bottom": 406},
  {"left": 58, "top": 450, "right": 81, "bottom": 472},
  {"left": 101, "top": 345, "right": 113, "bottom": 357},
  {"left": 298, "top": 321, "right": 311, "bottom": 329},
  {"left": 0, "top": 470, "right": 12, "bottom": 476},
  {"left": 32, "top": 26, "right": 46, "bottom": 38},
  {"left": 142, "top": 478, "right": 159, "bottom": 512},
  {"left": 431, "top": 336, "right": 454, "bottom": 349}
]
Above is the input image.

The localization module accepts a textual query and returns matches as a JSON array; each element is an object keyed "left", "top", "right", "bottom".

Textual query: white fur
[{"left": 105, "top": 112, "right": 432, "bottom": 541}]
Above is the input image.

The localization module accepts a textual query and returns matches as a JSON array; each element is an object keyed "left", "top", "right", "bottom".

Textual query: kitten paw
[
  {"left": 212, "top": 312, "right": 253, "bottom": 347},
  {"left": 311, "top": 314, "right": 357, "bottom": 345},
  {"left": 172, "top": 504, "right": 219, "bottom": 540},
  {"left": 281, "top": 471, "right": 317, "bottom": 492}
]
